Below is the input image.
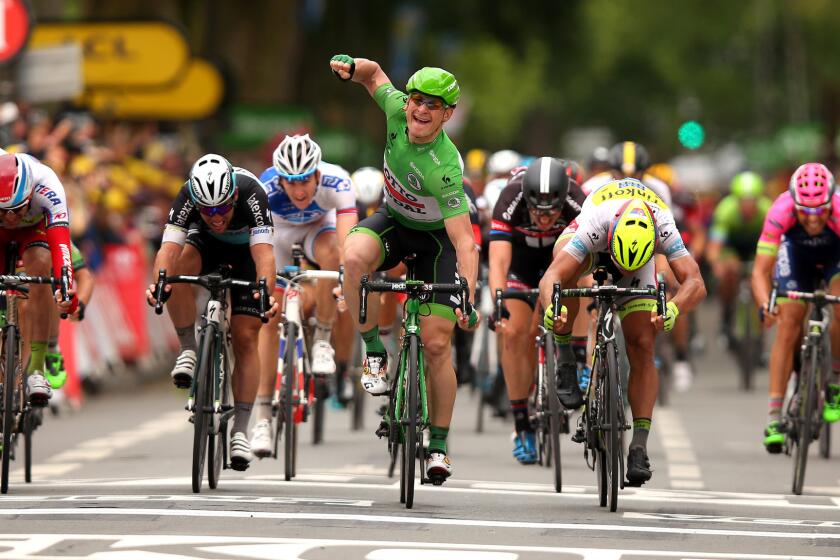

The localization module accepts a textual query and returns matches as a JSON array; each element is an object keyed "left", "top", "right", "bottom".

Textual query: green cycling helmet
[
  {"left": 731, "top": 171, "right": 764, "bottom": 199},
  {"left": 406, "top": 67, "right": 460, "bottom": 106}
]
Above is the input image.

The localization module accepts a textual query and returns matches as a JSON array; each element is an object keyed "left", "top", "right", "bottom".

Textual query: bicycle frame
[{"left": 392, "top": 284, "right": 431, "bottom": 445}]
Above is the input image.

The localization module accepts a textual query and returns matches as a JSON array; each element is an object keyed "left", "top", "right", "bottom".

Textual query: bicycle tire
[
  {"left": 312, "top": 378, "right": 325, "bottom": 445},
  {"left": 283, "top": 322, "right": 297, "bottom": 482},
  {"left": 738, "top": 298, "right": 757, "bottom": 392},
  {"left": 605, "top": 340, "right": 621, "bottom": 512},
  {"left": 208, "top": 337, "right": 230, "bottom": 489},
  {"left": 352, "top": 372, "right": 365, "bottom": 431},
  {"left": 191, "top": 323, "right": 215, "bottom": 494},
  {"left": 23, "top": 410, "right": 34, "bottom": 484},
  {"left": 544, "top": 334, "right": 562, "bottom": 493},
  {"left": 2, "top": 326, "right": 18, "bottom": 494},
  {"left": 403, "top": 334, "right": 420, "bottom": 509},
  {"left": 793, "top": 345, "right": 818, "bottom": 495},
  {"left": 592, "top": 350, "right": 607, "bottom": 508},
  {"left": 820, "top": 422, "right": 830, "bottom": 459}
]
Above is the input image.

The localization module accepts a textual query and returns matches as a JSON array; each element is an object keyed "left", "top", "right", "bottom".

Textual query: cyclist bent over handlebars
[{"left": 146, "top": 154, "right": 278, "bottom": 471}]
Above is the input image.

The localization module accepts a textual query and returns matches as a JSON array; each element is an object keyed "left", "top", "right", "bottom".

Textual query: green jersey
[
  {"left": 374, "top": 84, "right": 467, "bottom": 231},
  {"left": 709, "top": 194, "right": 773, "bottom": 245},
  {"left": 71, "top": 241, "right": 86, "bottom": 271}
]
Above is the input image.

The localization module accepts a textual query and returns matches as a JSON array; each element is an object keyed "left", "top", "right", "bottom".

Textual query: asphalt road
[{"left": 0, "top": 327, "right": 839, "bottom": 559}]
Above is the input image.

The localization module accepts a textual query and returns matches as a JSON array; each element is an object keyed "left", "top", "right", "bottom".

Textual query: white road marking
[
  {"left": 657, "top": 408, "right": 704, "bottom": 489},
  {"left": 0, "top": 535, "right": 833, "bottom": 560},
  {"left": 13, "top": 410, "right": 187, "bottom": 480},
  {"left": 6, "top": 477, "right": 840, "bottom": 511},
  {"left": 0, "top": 508, "right": 837, "bottom": 540},
  {"left": 624, "top": 511, "right": 840, "bottom": 528},
  {"left": 366, "top": 551, "right": 516, "bottom": 560},
  {"left": 470, "top": 482, "right": 587, "bottom": 493},
  {"left": 0, "top": 494, "right": 374, "bottom": 507}
]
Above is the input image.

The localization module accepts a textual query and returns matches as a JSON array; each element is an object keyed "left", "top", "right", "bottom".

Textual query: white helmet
[
  {"left": 351, "top": 166, "right": 385, "bottom": 206},
  {"left": 188, "top": 154, "right": 235, "bottom": 206},
  {"left": 483, "top": 177, "right": 508, "bottom": 210},
  {"left": 487, "top": 149, "right": 521, "bottom": 177},
  {"left": 273, "top": 134, "right": 322, "bottom": 179}
]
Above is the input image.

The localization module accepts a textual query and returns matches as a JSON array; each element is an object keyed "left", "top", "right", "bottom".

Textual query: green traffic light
[{"left": 678, "top": 121, "right": 705, "bottom": 150}]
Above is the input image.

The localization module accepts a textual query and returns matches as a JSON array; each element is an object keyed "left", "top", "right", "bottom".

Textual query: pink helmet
[{"left": 789, "top": 163, "right": 835, "bottom": 207}]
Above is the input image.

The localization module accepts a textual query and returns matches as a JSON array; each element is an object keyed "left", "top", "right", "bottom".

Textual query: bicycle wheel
[
  {"left": 208, "top": 338, "right": 230, "bottom": 489},
  {"left": 820, "top": 422, "right": 830, "bottom": 459},
  {"left": 191, "top": 324, "right": 215, "bottom": 494},
  {"left": 2, "top": 326, "right": 19, "bottom": 494},
  {"left": 312, "top": 378, "right": 326, "bottom": 445},
  {"left": 792, "top": 345, "right": 819, "bottom": 495},
  {"left": 283, "top": 322, "right": 297, "bottom": 481},
  {"left": 23, "top": 408, "right": 38, "bottom": 484},
  {"left": 591, "top": 351, "right": 608, "bottom": 508},
  {"left": 402, "top": 334, "right": 420, "bottom": 509},
  {"left": 544, "top": 334, "right": 562, "bottom": 492},
  {"left": 737, "top": 297, "right": 757, "bottom": 392},
  {"left": 604, "top": 341, "right": 621, "bottom": 512}
]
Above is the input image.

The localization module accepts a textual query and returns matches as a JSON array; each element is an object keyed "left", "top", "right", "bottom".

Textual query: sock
[
  {"left": 511, "top": 399, "right": 531, "bottom": 433},
  {"left": 362, "top": 326, "right": 386, "bottom": 354},
  {"left": 28, "top": 341, "right": 47, "bottom": 374},
  {"left": 428, "top": 425, "right": 449, "bottom": 454},
  {"left": 630, "top": 417, "right": 651, "bottom": 450},
  {"left": 232, "top": 401, "right": 253, "bottom": 435},
  {"left": 768, "top": 397, "right": 783, "bottom": 424},
  {"left": 571, "top": 336, "right": 587, "bottom": 365},
  {"left": 47, "top": 337, "right": 59, "bottom": 353},
  {"left": 314, "top": 321, "right": 332, "bottom": 344},
  {"left": 831, "top": 357, "right": 840, "bottom": 384},
  {"left": 176, "top": 326, "right": 197, "bottom": 353},
  {"left": 254, "top": 395, "right": 272, "bottom": 425},
  {"left": 554, "top": 332, "right": 572, "bottom": 347}
]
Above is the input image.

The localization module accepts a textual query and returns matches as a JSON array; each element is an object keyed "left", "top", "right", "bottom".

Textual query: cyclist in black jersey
[
  {"left": 488, "top": 157, "right": 584, "bottom": 464},
  {"left": 146, "top": 154, "right": 278, "bottom": 471}
]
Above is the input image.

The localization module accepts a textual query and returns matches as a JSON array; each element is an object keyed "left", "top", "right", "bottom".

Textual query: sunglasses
[
  {"left": 198, "top": 201, "right": 234, "bottom": 217},
  {"left": 3, "top": 200, "right": 29, "bottom": 216},
  {"left": 408, "top": 93, "right": 446, "bottom": 111},
  {"left": 795, "top": 203, "right": 830, "bottom": 216}
]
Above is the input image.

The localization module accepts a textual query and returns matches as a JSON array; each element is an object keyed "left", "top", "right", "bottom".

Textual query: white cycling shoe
[
  {"left": 229, "top": 431, "right": 253, "bottom": 471},
  {"left": 311, "top": 340, "right": 336, "bottom": 375},
  {"left": 27, "top": 371, "right": 52, "bottom": 406},
  {"left": 673, "top": 361, "right": 694, "bottom": 393},
  {"left": 250, "top": 419, "right": 273, "bottom": 459},
  {"left": 171, "top": 349, "right": 196, "bottom": 389},
  {"left": 425, "top": 451, "right": 453, "bottom": 484},
  {"left": 361, "top": 352, "right": 389, "bottom": 396}
]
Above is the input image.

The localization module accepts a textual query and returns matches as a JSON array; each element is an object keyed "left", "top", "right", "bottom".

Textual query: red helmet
[
  {"left": 789, "top": 162, "right": 835, "bottom": 208},
  {"left": 0, "top": 154, "right": 34, "bottom": 209}
]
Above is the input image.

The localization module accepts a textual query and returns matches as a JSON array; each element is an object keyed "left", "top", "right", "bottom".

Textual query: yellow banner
[
  {"left": 30, "top": 22, "right": 189, "bottom": 87},
  {"left": 82, "top": 59, "right": 223, "bottom": 120}
]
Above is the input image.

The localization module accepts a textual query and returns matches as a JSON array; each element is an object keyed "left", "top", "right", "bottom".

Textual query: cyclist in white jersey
[{"left": 251, "top": 134, "right": 358, "bottom": 456}]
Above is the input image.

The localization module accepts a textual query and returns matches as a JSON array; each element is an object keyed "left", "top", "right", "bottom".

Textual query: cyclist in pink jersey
[{"left": 752, "top": 162, "right": 840, "bottom": 452}]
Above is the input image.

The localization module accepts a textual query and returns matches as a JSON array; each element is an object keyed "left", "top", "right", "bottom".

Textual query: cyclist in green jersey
[
  {"left": 706, "top": 172, "right": 772, "bottom": 345},
  {"left": 330, "top": 54, "right": 479, "bottom": 483}
]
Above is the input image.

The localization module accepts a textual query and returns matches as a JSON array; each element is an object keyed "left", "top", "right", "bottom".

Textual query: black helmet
[
  {"left": 522, "top": 157, "right": 570, "bottom": 211},
  {"left": 607, "top": 141, "right": 650, "bottom": 176}
]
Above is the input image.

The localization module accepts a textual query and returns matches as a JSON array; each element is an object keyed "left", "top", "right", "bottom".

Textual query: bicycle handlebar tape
[
  {"left": 257, "top": 277, "right": 269, "bottom": 324},
  {"left": 552, "top": 282, "right": 562, "bottom": 326},
  {"left": 154, "top": 269, "right": 167, "bottom": 315},
  {"left": 331, "top": 54, "right": 356, "bottom": 82},
  {"left": 359, "top": 274, "right": 369, "bottom": 324}
]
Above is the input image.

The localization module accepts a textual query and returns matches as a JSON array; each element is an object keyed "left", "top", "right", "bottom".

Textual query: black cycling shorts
[
  {"left": 186, "top": 229, "right": 260, "bottom": 317},
  {"left": 350, "top": 208, "right": 462, "bottom": 321}
]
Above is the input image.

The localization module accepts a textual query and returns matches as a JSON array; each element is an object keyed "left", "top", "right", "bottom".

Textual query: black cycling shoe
[
  {"left": 556, "top": 362, "right": 584, "bottom": 409},
  {"left": 626, "top": 447, "right": 652, "bottom": 487}
]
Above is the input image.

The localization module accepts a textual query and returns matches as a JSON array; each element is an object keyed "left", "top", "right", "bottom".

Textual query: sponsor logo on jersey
[
  {"left": 406, "top": 172, "right": 423, "bottom": 191},
  {"left": 447, "top": 196, "right": 461, "bottom": 209},
  {"left": 247, "top": 192, "right": 267, "bottom": 227},
  {"left": 429, "top": 150, "right": 441, "bottom": 165},
  {"left": 502, "top": 191, "right": 521, "bottom": 221},
  {"left": 175, "top": 200, "right": 193, "bottom": 225},
  {"left": 593, "top": 184, "right": 666, "bottom": 209},
  {"left": 408, "top": 162, "right": 425, "bottom": 181},
  {"left": 251, "top": 226, "right": 272, "bottom": 237},
  {"left": 383, "top": 165, "right": 426, "bottom": 215},
  {"left": 491, "top": 219, "right": 512, "bottom": 233},
  {"left": 36, "top": 185, "right": 62, "bottom": 206}
]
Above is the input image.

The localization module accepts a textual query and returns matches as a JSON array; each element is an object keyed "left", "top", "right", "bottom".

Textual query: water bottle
[{"left": 577, "top": 364, "right": 591, "bottom": 393}]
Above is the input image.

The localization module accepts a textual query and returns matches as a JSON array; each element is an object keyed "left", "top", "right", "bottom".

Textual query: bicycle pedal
[
  {"left": 429, "top": 474, "right": 447, "bottom": 486},
  {"left": 375, "top": 422, "right": 389, "bottom": 438},
  {"left": 229, "top": 458, "right": 250, "bottom": 472}
]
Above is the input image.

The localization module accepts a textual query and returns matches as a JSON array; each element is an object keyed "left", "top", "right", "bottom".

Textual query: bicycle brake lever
[
  {"left": 59, "top": 265, "right": 70, "bottom": 319},
  {"left": 154, "top": 269, "right": 167, "bottom": 315},
  {"left": 257, "top": 277, "right": 269, "bottom": 324}
]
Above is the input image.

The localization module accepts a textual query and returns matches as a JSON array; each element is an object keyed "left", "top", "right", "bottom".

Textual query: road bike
[
  {"left": 271, "top": 264, "right": 340, "bottom": 481},
  {"left": 552, "top": 266, "right": 666, "bottom": 512},
  {"left": 768, "top": 284, "right": 840, "bottom": 495},
  {"left": 495, "top": 287, "right": 568, "bottom": 493},
  {"left": 0, "top": 242, "right": 69, "bottom": 493},
  {"left": 733, "top": 263, "right": 762, "bottom": 391},
  {"left": 153, "top": 267, "right": 269, "bottom": 493},
  {"left": 360, "top": 254, "right": 469, "bottom": 509}
]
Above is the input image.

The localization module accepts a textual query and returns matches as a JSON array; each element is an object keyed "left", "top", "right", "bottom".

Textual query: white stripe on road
[
  {"left": 0, "top": 535, "right": 833, "bottom": 560},
  {"left": 625, "top": 511, "right": 840, "bottom": 529},
  {"left": 656, "top": 408, "right": 705, "bottom": 490},
  {"left": 9, "top": 477, "right": 840, "bottom": 511},
  {"left": 0, "top": 508, "right": 837, "bottom": 540}
]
